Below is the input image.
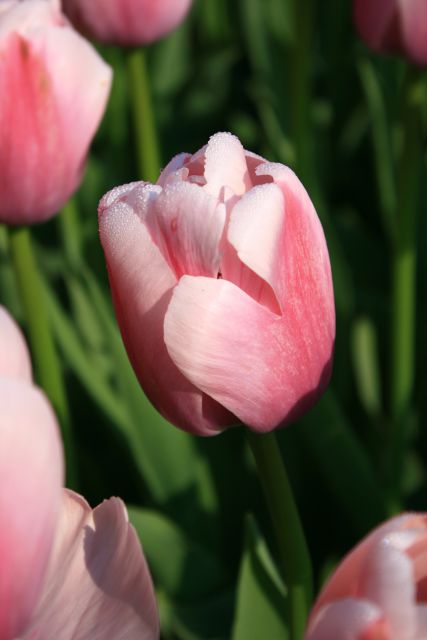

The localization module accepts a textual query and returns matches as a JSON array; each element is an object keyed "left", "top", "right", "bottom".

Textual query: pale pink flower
[
  {"left": 62, "top": 0, "right": 193, "bottom": 46},
  {"left": 0, "top": 306, "right": 159, "bottom": 639},
  {"left": 99, "top": 132, "right": 335, "bottom": 436},
  {"left": 306, "top": 513, "right": 427, "bottom": 640},
  {"left": 354, "top": 0, "right": 427, "bottom": 64},
  {"left": 0, "top": 0, "right": 112, "bottom": 225}
]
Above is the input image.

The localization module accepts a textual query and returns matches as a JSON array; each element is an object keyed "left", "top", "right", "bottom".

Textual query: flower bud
[
  {"left": 0, "top": 0, "right": 112, "bottom": 225},
  {"left": 354, "top": 0, "right": 427, "bottom": 65},
  {"left": 62, "top": 0, "right": 193, "bottom": 47},
  {"left": 99, "top": 132, "right": 335, "bottom": 436},
  {"left": 306, "top": 513, "right": 427, "bottom": 640}
]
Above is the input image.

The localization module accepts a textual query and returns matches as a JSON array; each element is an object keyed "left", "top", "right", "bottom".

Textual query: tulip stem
[
  {"left": 126, "top": 48, "right": 161, "bottom": 183},
  {"left": 246, "top": 430, "right": 312, "bottom": 640},
  {"left": 389, "top": 67, "right": 424, "bottom": 508},
  {"left": 58, "top": 199, "right": 83, "bottom": 271},
  {"left": 8, "top": 226, "right": 77, "bottom": 489}
]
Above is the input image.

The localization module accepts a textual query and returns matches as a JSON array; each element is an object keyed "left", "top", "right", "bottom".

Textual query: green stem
[
  {"left": 246, "top": 430, "right": 312, "bottom": 640},
  {"left": 389, "top": 68, "right": 424, "bottom": 508},
  {"left": 58, "top": 198, "right": 83, "bottom": 271},
  {"left": 8, "top": 226, "right": 77, "bottom": 489},
  {"left": 126, "top": 48, "right": 161, "bottom": 182}
]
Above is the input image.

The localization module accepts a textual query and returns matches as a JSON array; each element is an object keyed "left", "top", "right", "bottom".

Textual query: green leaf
[
  {"left": 351, "top": 316, "right": 382, "bottom": 418},
  {"left": 299, "top": 391, "right": 387, "bottom": 535},
  {"left": 232, "top": 515, "right": 288, "bottom": 640},
  {"left": 128, "top": 506, "right": 226, "bottom": 602},
  {"left": 82, "top": 268, "right": 214, "bottom": 513}
]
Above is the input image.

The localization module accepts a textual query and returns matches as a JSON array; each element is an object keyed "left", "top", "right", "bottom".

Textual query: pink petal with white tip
[
  {"left": 22, "top": 491, "right": 159, "bottom": 640},
  {"left": 0, "top": 378, "right": 63, "bottom": 639},
  {"left": 203, "top": 132, "right": 252, "bottom": 200}
]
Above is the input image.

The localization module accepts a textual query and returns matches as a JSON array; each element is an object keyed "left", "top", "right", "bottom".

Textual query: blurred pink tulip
[
  {"left": 62, "top": 0, "right": 193, "bottom": 46},
  {"left": 306, "top": 513, "right": 427, "bottom": 640},
  {"left": 0, "top": 310, "right": 159, "bottom": 639},
  {"left": 99, "top": 132, "right": 335, "bottom": 436},
  {"left": 0, "top": 0, "right": 112, "bottom": 225},
  {"left": 354, "top": 0, "right": 427, "bottom": 64}
]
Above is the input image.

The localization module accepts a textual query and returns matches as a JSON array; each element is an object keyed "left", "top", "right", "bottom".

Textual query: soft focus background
[{"left": 1, "top": 1, "right": 426, "bottom": 638}]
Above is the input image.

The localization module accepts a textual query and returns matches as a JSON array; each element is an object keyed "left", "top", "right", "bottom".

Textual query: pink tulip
[
  {"left": 99, "top": 132, "right": 335, "bottom": 436},
  {"left": 354, "top": 0, "right": 427, "bottom": 64},
  {"left": 62, "top": 0, "right": 193, "bottom": 47},
  {"left": 0, "top": 311, "right": 159, "bottom": 638},
  {"left": 0, "top": 0, "right": 112, "bottom": 225},
  {"left": 306, "top": 513, "right": 427, "bottom": 640}
]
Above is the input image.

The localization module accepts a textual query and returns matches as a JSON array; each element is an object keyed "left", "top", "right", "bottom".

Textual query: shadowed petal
[
  {"left": 353, "top": 0, "right": 398, "bottom": 50},
  {"left": 23, "top": 491, "right": 159, "bottom": 640}
]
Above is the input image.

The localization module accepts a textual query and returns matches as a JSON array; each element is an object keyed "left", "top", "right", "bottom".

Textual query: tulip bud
[
  {"left": 0, "top": 0, "right": 112, "bottom": 225},
  {"left": 62, "top": 0, "right": 193, "bottom": 47},
  {"left": 354, "top": 0, "right": 427, "bottom": 65},
  {"left": 306, "top": 513, "right": 427, "bottom": 640},
  {"left": 99, "top": 132, "right": 335, "bottom": 436}
]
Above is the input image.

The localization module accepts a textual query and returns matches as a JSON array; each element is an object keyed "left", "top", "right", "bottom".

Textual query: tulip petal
[
  {"left": 0, "top": 379, "right": 63, "bottom": 639},
  {"left": 310, "top": 515, "right": 415, "bottom": 620},
  {"left": 353, "top": 0, "right": 398, "bottom": 50},
  {"left": 204, "top": 132, "right": 252, "bottom": 200},
  {"left": 0, "top": 306, "right": 32, "bottom": 381},
  {"left": 23, "top": 491, "right": 159, "bottom": 640},
  {"left": 164, "top": 275, "right": 332, "bottom": 431},
  {"left": 223, "top": 183, "right": 285, "bottom": 314},
  {"left": 99, "top": 183, "right": 233, "bottom": 435},
  {"left": 306, "top": 599, "right": 389, "bottom": 640},
  {"left": 157, "top": 153, "right": 190, "bottom": 187},
  {"left": 0, "top": 10, "right": 111, "bottom": 224},
  {"left": 63, "top": 0, "right": 192, "bottom": 46},
  {"left": 359, "top": 541, "right": 416, "bottom": 639},
  {"left": 400, "top": 0, "right": 427, "bottom": 63},
  {"left": 415, "top": 606, "right": 427, "bottom": 640},
  {"left": 148, "top": 181, "right": 225, "bottom": 278}
]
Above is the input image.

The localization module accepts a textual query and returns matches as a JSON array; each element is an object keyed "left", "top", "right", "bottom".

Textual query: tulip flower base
[{"left": 246, "top": 429, "right": 312, "bottom": 640}]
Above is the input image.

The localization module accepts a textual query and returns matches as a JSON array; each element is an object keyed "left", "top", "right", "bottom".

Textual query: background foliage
[{"left": 1, "top": 0, "right": 426, "bottom": 637}]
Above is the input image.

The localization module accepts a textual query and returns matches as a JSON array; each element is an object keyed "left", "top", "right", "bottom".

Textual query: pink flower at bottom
[
  {"left": 0, "top": 306, "right": 159, "bottom": 640},
  {"left": 306, "top": 514, "right": 427, "bottom": 640}
]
